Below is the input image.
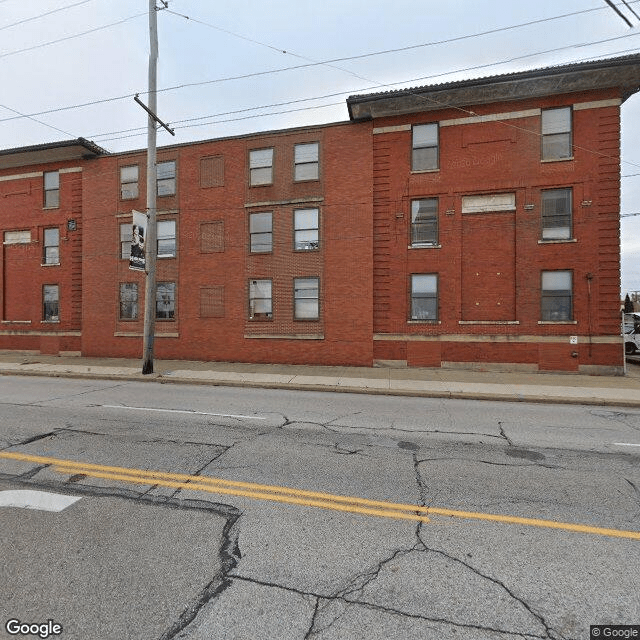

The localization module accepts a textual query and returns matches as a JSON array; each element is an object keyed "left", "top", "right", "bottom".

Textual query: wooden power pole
[{"left": 140, "top": 0, "right": 174, "bottom": 374}]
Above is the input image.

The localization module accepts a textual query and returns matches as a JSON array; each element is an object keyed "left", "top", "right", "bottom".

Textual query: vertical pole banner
[{"left": 129, "top": 209, "right": 147, "bottom": 272}]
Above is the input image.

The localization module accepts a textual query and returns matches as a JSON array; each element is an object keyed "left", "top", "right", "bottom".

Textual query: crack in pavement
[
  {"left": 499, "top": 421, "right": 515, "bottom": 447},
  {"left": 169, "top": 448, "right": 234, "bottom": 499},
  {"left": 415, "top": 528, "right": 561, "bottom": 640},
  {"left": 17, "top": 382, "right": 129, "bottom": 406},
  {"left": 230, "top": 571, "right": 550, "bottom": 639}
]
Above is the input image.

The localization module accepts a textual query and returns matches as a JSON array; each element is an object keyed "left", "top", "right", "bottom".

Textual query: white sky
[{"left": 2, "top": 0, "right": 640, "bottom": 293}]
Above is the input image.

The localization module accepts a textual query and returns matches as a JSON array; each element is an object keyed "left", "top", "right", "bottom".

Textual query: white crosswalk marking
[{"left": 0, "top": 490, "right": 80, "bottom": 512}]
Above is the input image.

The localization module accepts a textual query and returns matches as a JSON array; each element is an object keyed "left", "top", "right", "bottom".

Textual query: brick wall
[
  {"left": 370, "top": 88, "right": 624, "bottom": 372},
  {"left": 0, "top": 163, "right": 84, "bottom": 353},
  {"left": 0, "top": 84, "right": 628, "bottom": 373},
  {"left": 81, "top": 121, "right": 374, "bottom": 366}
]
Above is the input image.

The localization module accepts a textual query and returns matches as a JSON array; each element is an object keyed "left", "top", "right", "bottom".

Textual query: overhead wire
[
  {"left": 0, "top": 11, "right": 147, "bottom": 59},
  {"left": 1, "top": 2, "right": 637, "bottom": 124},
  {"left": 0, "top": 0, "right": 98, "bottom": 32},
  {"left": 2, "top": 2, "right": 640, "bottom": 177}
]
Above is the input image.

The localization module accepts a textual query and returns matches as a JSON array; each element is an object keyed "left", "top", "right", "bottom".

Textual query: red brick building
[
  {"left": 0, "top": 139, "right": 106, "bottom": 355},
  {"left": 2, "top": 54, "right": 640, "bottom": 373}
]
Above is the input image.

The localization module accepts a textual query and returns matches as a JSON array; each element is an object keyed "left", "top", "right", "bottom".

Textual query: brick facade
[
  {"left": 367, "top": 90, "right": 624, "bottom": 373},
  {"left": 2, "top": 56, "right": 639, "bottom": 373}
]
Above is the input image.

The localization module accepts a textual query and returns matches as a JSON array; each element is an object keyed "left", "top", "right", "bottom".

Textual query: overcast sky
[{"left": 2, "top": 0, "right": 640, "bottom": 293}]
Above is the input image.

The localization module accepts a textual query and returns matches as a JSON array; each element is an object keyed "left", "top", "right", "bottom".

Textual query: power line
[
  {"left": 0, "top": 11, "right": 146, "bottom": 59},
  {"left": 166, "top": 3, "right": 635, "bottom": 67},
  {"left": 3, "top": 0, "right": 640, "bottom": 180},
  {"left": 91, "top": 42, "right": 640, "bottom": 151},
  {"left": 622, "top": 0, "right": 640, "bottom": 21},
  {"left": 0, "top": 103, "right": 76, "bottom": 138},
  {"left": 1, "top": 4, "right": 635, "bottom": 124},
  {"left": 604, "top": 0, "right": 636, "bottom": 26},
  {"left": 0, "top": 0, "right": 98, "bottom": 32}
]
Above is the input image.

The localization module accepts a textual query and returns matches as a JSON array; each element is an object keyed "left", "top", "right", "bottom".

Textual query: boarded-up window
[
  {"left": 200, "top": 286, "right": 224, "bottom": 318},
  {"left": 200, "top": 221, "right": 224, "bottom": 253},
  {"left": 200, "top": 155, "right": 224, "bottom": 188}
]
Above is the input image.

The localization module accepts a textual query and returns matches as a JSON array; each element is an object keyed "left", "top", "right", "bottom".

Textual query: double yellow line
[{"left": 2, "top": 451, "right": 640, "bottom": 541}]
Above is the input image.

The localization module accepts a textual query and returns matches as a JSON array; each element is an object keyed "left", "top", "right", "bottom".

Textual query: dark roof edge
[
  {"left": 347, "top": 53, "right": 640, "bottom": 120},
  {"left": 0, "top": 137, "right": 109, "bottom": 158}
]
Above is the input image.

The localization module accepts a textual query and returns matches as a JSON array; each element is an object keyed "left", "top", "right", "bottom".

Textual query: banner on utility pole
[{"left": 129, "top": 209, "right": 147, "bottom": 272}]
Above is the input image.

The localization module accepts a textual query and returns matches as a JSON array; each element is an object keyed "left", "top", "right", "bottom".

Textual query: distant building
[{"left": 2, "top": 54, "right": 640, "bottom": 374}]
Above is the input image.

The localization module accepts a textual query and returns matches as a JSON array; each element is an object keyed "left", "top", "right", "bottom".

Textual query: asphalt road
[{"left": 1, "top": 375, "right": 639, "bottom": 640}]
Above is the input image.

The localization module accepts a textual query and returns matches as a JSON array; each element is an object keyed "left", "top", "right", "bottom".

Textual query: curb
[{"left": 3, "top": 367, "right": 640, "bottom": 408}]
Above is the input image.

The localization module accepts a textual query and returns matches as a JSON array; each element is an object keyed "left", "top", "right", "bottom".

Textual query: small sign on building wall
[{"left": 570, "top": 336, "right": 578, "bottom": 344}]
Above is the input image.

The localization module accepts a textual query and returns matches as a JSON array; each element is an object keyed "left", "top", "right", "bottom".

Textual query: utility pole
[
  {"left": 141, "top": 0, "right": 159, "bottom": 375},
  {"left": 138, "top": 1, "right": 174, "bottom": 374}
]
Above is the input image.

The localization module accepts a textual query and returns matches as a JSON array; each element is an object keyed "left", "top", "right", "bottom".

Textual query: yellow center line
[{"left": 2, "top": 451, "right": 640, "bottom": 540}]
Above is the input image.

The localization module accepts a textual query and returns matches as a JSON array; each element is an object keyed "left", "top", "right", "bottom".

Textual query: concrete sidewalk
[{"left": 2, "top": 351, "right": 640, "bottom": 407}]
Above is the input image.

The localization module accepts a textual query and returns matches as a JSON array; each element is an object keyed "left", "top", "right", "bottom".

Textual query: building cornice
[{"left": 347, "top": 54, "right": 640, "bottom": 121}]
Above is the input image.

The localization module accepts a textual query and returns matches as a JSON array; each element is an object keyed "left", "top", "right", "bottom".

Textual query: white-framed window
[
  {"left": 120, "top": 165, "right": 139, "bottom": 200},
  {"left": 43, "top": 228, "right": 60, "bottom": 264},
  {"left": 120, "top": 223, "right": 132, "bottom": 259},
  {"left": 541, "top": 188, "right": 572, "bottom": 240},
  {"left": 119, "top": 283, "right": 138, "bottom": 320},
  {"left": 157, "top": 219, "right": 176, "bottom": 258},
  {"left": 156, "top": 282, "right": 176, "bottom": 320},
  {"left": 4, "top": 230, "right": 31, "bottom": 244},
  {"left": 249, "top": 148, "right": 274, "bottom": 186},
  {"left": 411, "top": 198, "right": 438, "bottom": 246},
  {"left": 121, "top": 221, "right": 174, "bottom": 258},
  {"left": 541, "top": 271, "right": 572, "bottom": 321},
  {"left": 411, "top": 274, "right": 438, "bottom": 321},
  {"left": 294, "top": 142, "right": 319, "bottom": 181},
  {"left": 412, "top": 123, "right": 438, "bottom": 171},
  {"left": 157, "top": 161, "right": 176, "bottom": 196},
  {"left": 249, "top": 279, "right": 272, "bottom": 320},
  {"left": 294, "top": 277, "right": 319, "bottom": 320},
  {"left": 43, "top": 284, "right": 59, "bottom": 322},
  {"left": 44, "top": 171, "right": 60, "bottom": 208},
  {"left": 249, "top": 212, "right": 272, "bottom": 253},
  {"left": 542, "top": 107, "right": 572, "bottom": 160},
  {"left": 294, "top": 208, "right": 319, "bottom": 250}
]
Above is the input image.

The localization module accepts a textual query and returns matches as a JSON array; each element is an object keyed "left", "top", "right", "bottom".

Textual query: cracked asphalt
[{"left": 1, "top": 375, "right": 639, "bottom": 640}]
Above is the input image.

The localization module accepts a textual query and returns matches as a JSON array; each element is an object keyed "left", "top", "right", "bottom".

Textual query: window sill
[
  {"left": 410, "top": 168, "right": 440, "bottom": 174},
  {"left": 41, "top": 320, "right": 60, "bottom": 324},
  {"left": 538, "top": 239, "right": 577, "bottom": 244},
  {"left": 540, "top": 157, "right": 574, "bottom": 163},
  {"left": 538, "top": 320, "right": 577, "bottom": 324},
  {"left": 408, "top": 320, "right": 440, "bottom": 324},
  {"left": 459, "top": 320, "right": 520, "bottom": 325},
  {"left": 409, "top": 243, "right": 441, "bottom": 250},
  {"left": 41, "top": 262, "right": 60, "bottom": 267},
  {"left": 244, "top": 333, "right": 324, "bottom": 340},
  {"left": 42, "top": 206, "right": 60, "bottom": 211},
  {"left": 114, "top": 331, "right": 179, "bottom": 337}
]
